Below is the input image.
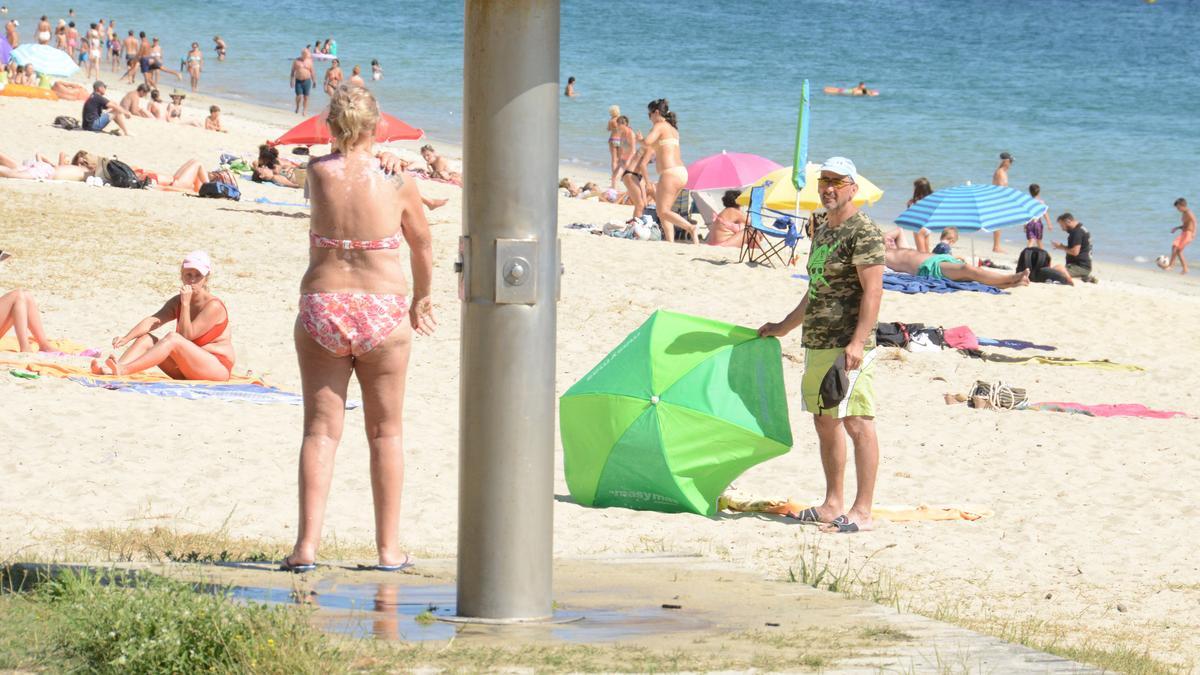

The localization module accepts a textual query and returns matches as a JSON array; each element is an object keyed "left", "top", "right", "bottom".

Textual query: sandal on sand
[
  {"left": 356, "top": 554, "right": 413, "bottom": 572},
  {"left": 794, "top": 507, "right": 824, "bottom": 524},
  {"left": 278, "top": 557, "right": 317, "bottom": 573},
  {"left": 823, "top": 516, "right": 861, "bottom": 534}
]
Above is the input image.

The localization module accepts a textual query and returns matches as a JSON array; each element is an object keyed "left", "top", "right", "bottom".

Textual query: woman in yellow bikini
[
  {"left": 282, "top": 84, "right": 436, "bottom": 573},
  {"left": 92, "top": 250, "right": 235, "bottom": 380},
  {"left": 637, "top": 99, "right": 697, "bottom": 243}
]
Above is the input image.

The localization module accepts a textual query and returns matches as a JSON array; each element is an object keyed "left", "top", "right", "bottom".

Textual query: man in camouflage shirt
[{"left": 759, "top": 157, "right": 884, "bottom": 533}]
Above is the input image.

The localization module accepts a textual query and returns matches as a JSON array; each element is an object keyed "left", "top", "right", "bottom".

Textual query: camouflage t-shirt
[{"left": 802, "top": 211, "right": 885, "bottom": 349}]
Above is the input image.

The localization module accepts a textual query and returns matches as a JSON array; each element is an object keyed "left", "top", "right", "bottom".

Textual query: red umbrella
[{"left": 269, "top": 112, "right": 424, "bottom": 146}]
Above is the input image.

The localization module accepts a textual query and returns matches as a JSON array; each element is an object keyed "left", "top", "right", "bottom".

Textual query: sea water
[{"left": 7, "top": 0, "right": 1197, "bottom": 261}]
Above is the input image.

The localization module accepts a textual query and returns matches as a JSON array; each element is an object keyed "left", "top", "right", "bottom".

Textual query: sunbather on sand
[
  {"left": 419, "top": 144, "right": 461, "bottom": 183},
  {"left": 706, "top": 190, "right": 747, "bottom": 247},
  {"left": 0, "top": 151, "right": 94, "bottom": 181},
  {"left": 884, "top": 229, "right": 1029, "bottom": 288},
  {"left": 90, "top": 251, "right": 235, "bottom": 380},
  {"left": 0, "top": 289, "right": 54, "bottom": 352}
]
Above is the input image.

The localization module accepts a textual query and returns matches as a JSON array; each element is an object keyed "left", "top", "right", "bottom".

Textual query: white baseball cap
[
  {"left": 819, "top": 156, "right": 858, "bottom": 183},
  {"left": 182, "top": 250, "right": 212, "bottom": 276}
]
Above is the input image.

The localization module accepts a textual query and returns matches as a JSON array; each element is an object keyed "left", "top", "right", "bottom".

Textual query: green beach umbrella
[
  {"left": 560, "top": 311, "right": 793, "bottom": 516},
  {"left": 791, "top": 78, "right": 811, "bottom": 192}
]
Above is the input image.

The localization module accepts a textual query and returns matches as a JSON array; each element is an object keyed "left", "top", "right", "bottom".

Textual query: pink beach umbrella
[{"left": 685, "top": 151, "right": 782, "bottom": 191}]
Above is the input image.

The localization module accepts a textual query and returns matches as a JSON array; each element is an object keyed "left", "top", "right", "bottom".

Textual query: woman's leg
[
  {"left": 992, "top": 230, "right": 1005, "bottom": 253},
  {"left": 609, "top": 146, "right": 620, "bottom": 188},
  {"left": 655, "top": 173, "right": 697, "bottom": 243},
  {"left": 621, "top": 172, "right": 644, "bottom": 218},
  {"left": 103, "top": 333, "right": 226, "bottom": 378},
  {"left": 914, "top": 228, "right": 930, "bottom": 253},
  {"left": 288, "top": 318, "right": 355, "bottom": 566},
  {"left": 0, "top": 290, "right": 30, "bottom": 350},
  {"left": 352, "top": 322, "right": 414, "bottom": 566}
]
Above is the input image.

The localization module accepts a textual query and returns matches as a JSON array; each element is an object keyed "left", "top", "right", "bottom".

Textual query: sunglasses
[{"left": 817, "top": 175, "right": 854, "bottom": 188}]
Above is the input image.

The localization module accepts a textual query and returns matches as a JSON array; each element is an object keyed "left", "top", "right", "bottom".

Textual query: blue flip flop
[
  {"left": 278, "top": 557, "right": 317, "bottom": 573},
  {"left": 356, "top": 555, "right": 413, "bottom": 572}
]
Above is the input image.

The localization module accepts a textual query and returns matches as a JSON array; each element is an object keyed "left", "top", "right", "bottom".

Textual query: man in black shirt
[
  {"left": 81, "top": 81, "right": 130, "bottom": 135},
  {"left": 1053, "top": 212, "right": 1096, "bottom": 283}
]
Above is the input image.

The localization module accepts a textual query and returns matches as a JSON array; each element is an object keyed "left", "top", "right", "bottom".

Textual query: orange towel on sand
[
  {"left": 718, "top": 496, "right": 992, "bottom": 522},
  {"left": 0, "top": 356, "right": 264, "bottom": 386}
]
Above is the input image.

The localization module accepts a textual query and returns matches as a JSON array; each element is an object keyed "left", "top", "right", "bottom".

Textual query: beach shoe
[
  {"left": 823, "top": 516, "right": 861, "bottom": 534},
  {"left": 355, "top": 554, "right": 413, "bottom": 572},
  {"left": 278, "top": 557, "right": 317, "bottom": 573},
  {"left": 794, "top": 507, "right": 829, "bottom": 524}
]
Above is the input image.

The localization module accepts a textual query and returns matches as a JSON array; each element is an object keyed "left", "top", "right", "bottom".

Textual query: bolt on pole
[{"left": 456, "top": 0, "right": 560, "bottom": 621}]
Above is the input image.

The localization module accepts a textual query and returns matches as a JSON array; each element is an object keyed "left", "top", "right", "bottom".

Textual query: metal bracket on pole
[{"left": 495, "top": 239, "right": 538, "bottom": 305}]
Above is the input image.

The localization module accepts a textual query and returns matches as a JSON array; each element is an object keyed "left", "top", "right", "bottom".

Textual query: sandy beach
[{"left": 1, "top": 83, "right": 1199, "bottom": 670}]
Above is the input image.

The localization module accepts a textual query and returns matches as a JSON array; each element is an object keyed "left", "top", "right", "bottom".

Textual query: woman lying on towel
[
  {"left": 0, "top": 151, "right": 95, "bottom": 182},
  {"left": 90, "top": 251, "right": 235, "bottom": 380},
  {"left": 0, "top": 289, "right": 55, "bottom": 352}
]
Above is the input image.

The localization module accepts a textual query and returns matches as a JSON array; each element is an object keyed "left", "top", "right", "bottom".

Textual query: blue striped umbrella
[{"left": 895, "top": 183, "right": 1046, "bottom": 233}]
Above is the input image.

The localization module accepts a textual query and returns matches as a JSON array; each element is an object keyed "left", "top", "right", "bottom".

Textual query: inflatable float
[
  {"left": 311, "top": 52, "right": 336, "bottom": 61},
  {"left": 824, "top": 86, "right": 879, "bottom": 97},
  {"left": 0, "top": 83, "right": 59, "bottom": 100}
]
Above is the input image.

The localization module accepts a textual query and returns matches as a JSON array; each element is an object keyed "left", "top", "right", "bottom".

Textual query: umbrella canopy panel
[
  {"left": 894, "top": 183, "right": 1047, "bottom": 232},
  {"left": 685, "top": 151, "right": 781, "bottom": 192},
  {"left": 270, "top": 111, "right": 424, "bottom": 146},
  {"left": 737, "top": 163, "right": 884, "bottom": 212},
  {"left": 561, "top": 311, "right": 792, "bottom": 516},
  {"left": 10, "top": 44, "right": 79, "bottom": 77}
]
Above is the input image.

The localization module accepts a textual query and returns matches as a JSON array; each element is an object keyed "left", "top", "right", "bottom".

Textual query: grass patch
[
  {"left": 58, "top": 523, "right": 377, "bottom": 565},
  {"left": 861, "top": 625, "right": 913, "bottom": 641},
  {"left": 0, "top": 569, "right": 346, "bottom": 674},
  {"left": 782, "top": 538, "right": 1186, "bottom": 674}
]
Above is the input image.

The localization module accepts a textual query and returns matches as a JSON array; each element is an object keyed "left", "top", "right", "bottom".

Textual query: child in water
[{"left": 371, "top": 59, "right": 382, "bottom": 81}]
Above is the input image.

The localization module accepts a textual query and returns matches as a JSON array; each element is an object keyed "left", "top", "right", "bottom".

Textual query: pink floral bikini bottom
[{"left": 299, "top": 292, "right": 410, "bottom": 357}]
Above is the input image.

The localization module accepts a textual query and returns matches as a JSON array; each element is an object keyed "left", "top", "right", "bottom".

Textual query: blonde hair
[
  {"left": 608, "top": 104, "right": 620, "bottom": 117},
  {"left": 327, "top": 84, "right": 379, "bottom": 151}
]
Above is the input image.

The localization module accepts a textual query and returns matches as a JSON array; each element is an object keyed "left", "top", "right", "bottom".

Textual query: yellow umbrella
[{"left": 736, "top": 163, "right": 884, "bottom": 211}]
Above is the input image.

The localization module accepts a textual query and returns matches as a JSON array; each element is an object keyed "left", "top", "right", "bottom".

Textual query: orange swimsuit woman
[{"left": 91, "top": 250, "right": 235, "bottom": 380}]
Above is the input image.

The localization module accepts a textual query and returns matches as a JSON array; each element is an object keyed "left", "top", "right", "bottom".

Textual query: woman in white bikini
[
  {"left": 281, "top": 84, "right": 435, "bottom": 573},
  {"left": 636, "top": 99, "right": 697, "bottom": 243},
  {"left": 186, "top": 42, "right": 203, "bottom": 91}
]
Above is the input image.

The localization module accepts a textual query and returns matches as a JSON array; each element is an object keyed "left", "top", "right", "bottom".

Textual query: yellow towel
[
  {"left": 0, "top": 336, "right": 92, "bottom": 354},
  {"left": 1, "top": 356, "right": 264, "bottom": 386},
  {"left": 718, "top": 495, "right": 992, "bottom": 522}
]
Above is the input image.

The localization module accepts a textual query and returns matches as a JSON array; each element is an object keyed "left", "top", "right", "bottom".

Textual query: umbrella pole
[{"left": 457, "top": 0, "right": 559, "bottom": 621}]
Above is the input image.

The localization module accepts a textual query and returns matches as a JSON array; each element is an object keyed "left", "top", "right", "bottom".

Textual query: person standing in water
[
  {"left": 991, "top": 152, "right": 1013, "bottom": 253},
  {"left": 290, "top": 48, "right": 313, "bottom": 115},
  {"left": 564, "top": 76, "right": 577, "bottom": 97}
]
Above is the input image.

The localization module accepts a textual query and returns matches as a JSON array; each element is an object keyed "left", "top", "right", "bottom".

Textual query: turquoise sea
[{"left": 7, "top": 0, "right": 1198, "bottom": 261}]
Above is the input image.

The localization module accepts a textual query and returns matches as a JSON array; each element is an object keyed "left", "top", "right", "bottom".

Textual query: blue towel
[
  {"left": 977, "top": 337, "right": 1056, "bottom": 351},
  {"left": 254, "top": 196, "right": 310, "bottom": 209},
  {"left": 882, "top": 272, "right": 1005, "bottom": 295},
  {"left": 68, "top": 376, "right": 361, "bottom": 408}
]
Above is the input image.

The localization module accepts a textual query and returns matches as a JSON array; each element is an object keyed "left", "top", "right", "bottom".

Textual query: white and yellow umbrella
[{"left": 736, "top": 163, "right": 884, "bottom": 212}]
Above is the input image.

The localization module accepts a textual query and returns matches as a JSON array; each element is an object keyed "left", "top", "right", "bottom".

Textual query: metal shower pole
[{"left": 456, "top": 0, "right": 560, "bottom": 621}]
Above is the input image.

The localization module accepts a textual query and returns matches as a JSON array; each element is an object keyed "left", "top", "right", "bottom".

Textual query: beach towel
[
  {"left": 718, "top": 496, "right": 991, "bottom": 522},
  {"left": 67, "top": 376, "right": 361, "bottom": 409},
  {"left": 942, "top": 325, "right": 979, "bottom": 350},
  {"left": 977, "top": 337, "right": 1056, "bottom": 351},
  {"left": 0, "top": 357, "right": 266, "bottom": 385},
  {"left": 1026, "top": 402, "right": 1189, "bottom": 419},
  {"left": 959, "top": 350, "right": 1144, "bottom": 372},
  {"left": 0, "top": 336, "right": 99, "bottom": 356},
  {"left": 883, "top": 272, "right": 1004, "bottom": 295},
  {"left": 253, "top": 196, "right": 310, "bottom": 209}
]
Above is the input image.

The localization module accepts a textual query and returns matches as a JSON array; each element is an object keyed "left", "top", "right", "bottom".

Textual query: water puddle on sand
[{"left": 228, "top": 582, "right": 709, "bottom": 642}]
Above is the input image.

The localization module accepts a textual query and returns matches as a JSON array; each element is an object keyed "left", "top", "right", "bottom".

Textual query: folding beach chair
[{"left": 738, "top": 184, "right": 802, "bottom": 267}]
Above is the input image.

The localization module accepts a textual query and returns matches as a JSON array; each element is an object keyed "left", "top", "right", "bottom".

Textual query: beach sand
[{"left": 1, "top": 87, "right": 1198, "bottom": 669}]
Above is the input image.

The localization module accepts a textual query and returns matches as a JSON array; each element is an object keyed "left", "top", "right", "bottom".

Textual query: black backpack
[
  {"left": 1015, "top": 246, "right": 1067, "bottom": 283},
  {"left": 101, "top": 158, "right": 148, "bottom": 189},
  {"left": 53, "top": 116, "right": 81, "bottom": 131}
]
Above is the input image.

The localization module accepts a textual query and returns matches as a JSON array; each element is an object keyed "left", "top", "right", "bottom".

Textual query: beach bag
[
  {"left": 198, "top": 181, "right": 241, "bottom": 200},
  {"left": 101, "top": 158, "right": 149, "bottom": 189},
  {"left": 207, "top": 169, "right": 238, "bottom": 190},
  {"left": 53, "top": 115, "right": 80, "bottom": 131}
]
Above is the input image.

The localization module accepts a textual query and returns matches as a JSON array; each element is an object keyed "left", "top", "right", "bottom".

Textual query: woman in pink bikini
[
  {"left": 91, "top": 250, "right": 234, "bottom": 380},
  {"left": 282, "top": 84, "right": 435, "bottom": 574}
]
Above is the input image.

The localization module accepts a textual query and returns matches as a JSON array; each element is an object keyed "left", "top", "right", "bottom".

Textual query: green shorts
[
  {"left": 802, "top": 347, "right": 877, "bottom": 418},
  {"left": 917, "top": 254, "right": 963, "bottom": 279},
  {"left": 1065, "top": 263, "right": 1092, "bottom": 278}
]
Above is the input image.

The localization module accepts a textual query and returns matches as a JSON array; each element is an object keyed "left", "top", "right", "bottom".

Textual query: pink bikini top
[{"left": 309, "top": 231, "right": 402, "bottom": 250}]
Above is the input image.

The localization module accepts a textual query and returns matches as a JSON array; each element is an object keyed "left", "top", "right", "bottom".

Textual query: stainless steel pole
[{"left": 457, "top": 0, "right": 559, "bottom": 620}]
